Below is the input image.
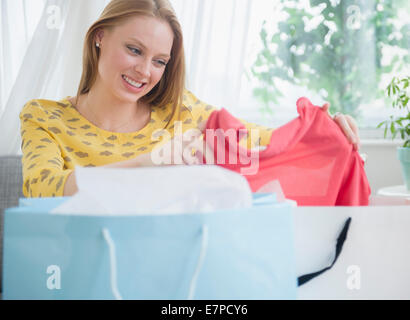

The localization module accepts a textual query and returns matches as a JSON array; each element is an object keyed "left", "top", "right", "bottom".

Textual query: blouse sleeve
[
  {"left": 184, "top": 90, "right": 274, "bottom": 148},
  {"left": 20, "top": 101, "right": 73, "bottom": 198}
]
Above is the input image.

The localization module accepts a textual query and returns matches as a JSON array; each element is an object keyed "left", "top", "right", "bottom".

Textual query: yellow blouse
[{"left": 20, "top": 89, "right": 274, "bottom": 197}]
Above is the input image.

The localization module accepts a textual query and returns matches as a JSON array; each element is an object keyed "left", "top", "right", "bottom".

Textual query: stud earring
[{"left": 96, "top": 42, "right": 100, "bottom": 48}]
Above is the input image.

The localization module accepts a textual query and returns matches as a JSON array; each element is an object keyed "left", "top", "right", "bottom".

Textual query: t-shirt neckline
[{"left": 61, "top": 96, "right": 161, "bottom": 137}]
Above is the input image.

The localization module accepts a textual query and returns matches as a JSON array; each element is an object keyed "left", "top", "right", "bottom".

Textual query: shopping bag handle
[
  {"left": 102, "top": 217, "right": 347, "bottom": 297},
  {"left": 102, "top": 228, "right": 123, "bottom": 300},
  {"left": 297, "top": 217, "right": 352, "bottom": 286},
  {"left": 188, "top": 224, "right": 209, "bottom": 300},
  {"left": 101, "top": 225, "right": 209, "bottom": 300}
]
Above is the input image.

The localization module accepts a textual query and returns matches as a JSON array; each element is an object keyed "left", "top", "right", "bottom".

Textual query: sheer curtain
[
  {"left": 172, "top": 0, "right": 252, "bottom": 111},
  {"left": 0, "top": 0, "right": 109, "bottom": 156},
  {"left": 1, "top": 0, "right": 260, "bottom": 156},
  {"left": 172, "top": 0, "right": 311, "bottom": 126},
  {"left": 0, "top": 0, "right": 44, "bottom": 112}
]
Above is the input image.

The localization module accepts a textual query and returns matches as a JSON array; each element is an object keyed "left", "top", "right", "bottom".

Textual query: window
[
  {"left": 174, "top": 0, "right": 410, "bottom": 136},
  {"left": 3, "top": 0, "right": 409, "bottom": 137},
  {"left": 244, "top": 0, "right": 410, "bottom": 133}
]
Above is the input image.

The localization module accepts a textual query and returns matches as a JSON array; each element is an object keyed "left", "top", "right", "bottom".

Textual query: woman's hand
[
  {"left": 133, "top": 126, "right": 213, "bottom": 167},
  {"left": 321, "top": 102, "right": 360, "bottom": 151}
]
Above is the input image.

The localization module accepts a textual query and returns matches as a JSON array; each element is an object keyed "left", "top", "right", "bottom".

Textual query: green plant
[
  {"left": 250, "top": 0, "right": 410, "bottom": 119},
  {"left": 377, "top": 76, "right": 410, "bottom": 147}
]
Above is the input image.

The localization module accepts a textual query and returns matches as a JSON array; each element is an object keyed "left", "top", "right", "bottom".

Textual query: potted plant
[{"left": 378, "top": 76, "right": 410, "bottom": 190}]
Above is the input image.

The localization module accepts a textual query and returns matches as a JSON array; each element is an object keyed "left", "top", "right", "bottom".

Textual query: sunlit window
[
  {"left": 3, "top": 0, "right": 409, "bottom": 136},
  {"left": 174, "top": 0, "right": 409, "bottom": 134},
  {"left": 243, "top": 0, "right": 410, "bottom": 131}
]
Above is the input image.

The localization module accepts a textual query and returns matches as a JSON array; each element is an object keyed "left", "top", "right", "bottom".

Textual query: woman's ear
[{"left": 95, "top": 28, "right": 105, "bottom": 44}]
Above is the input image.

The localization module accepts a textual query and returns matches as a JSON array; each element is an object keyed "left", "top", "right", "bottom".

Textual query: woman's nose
[{"left": 135, "top": 59, "right": 150, "bottom": 78}]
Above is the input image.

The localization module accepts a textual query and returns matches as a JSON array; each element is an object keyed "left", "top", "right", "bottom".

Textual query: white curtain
[
  {"left": 0, "top": 0, "right": 301, "bottom": 156},
  {"left": 0, "top": 0, "right": 109, "bottom": 156},
  {"left": 172, "top": 0, "right": 252, "bottom": 110},
  {"left": 172, "top": 0, "right": 307, "bottom": 125},
  {"left": 0, "top": 0, "right": 44, "bottom": 113},
  {"left": 1, "top": 0, "right": 262, "bottom": 156}
]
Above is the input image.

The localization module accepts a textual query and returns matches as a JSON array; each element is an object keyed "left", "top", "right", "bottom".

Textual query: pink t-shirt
[{"left": 204, "top": 97, "right": 371, "bottom": 206}]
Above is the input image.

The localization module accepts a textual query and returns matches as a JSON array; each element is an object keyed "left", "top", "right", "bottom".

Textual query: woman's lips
[{"left": 122, "top": 75, "right": 147, "bottom": 92}]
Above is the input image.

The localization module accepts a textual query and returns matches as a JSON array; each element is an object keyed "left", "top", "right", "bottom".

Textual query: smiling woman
[
  {"left": 19, "top": 0, "right": 275, "bottom": 198},
  {"left": 19, "top": 0, "right": 361, "bottom": 198},
  {"left": 75, "top": 0, "right": 182, "bottom": 130},
  {"left": 74, "top": 15, "right": 174, "bottom": 133}
]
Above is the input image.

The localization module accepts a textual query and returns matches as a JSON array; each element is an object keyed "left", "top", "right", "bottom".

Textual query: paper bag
[{"left": 3, "top": 194, "right": 296, "bottom": 299}]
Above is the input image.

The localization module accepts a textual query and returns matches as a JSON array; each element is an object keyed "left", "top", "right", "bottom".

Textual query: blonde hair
[{"left": 76, "top": 0, "right": 185, "bottom": 122}]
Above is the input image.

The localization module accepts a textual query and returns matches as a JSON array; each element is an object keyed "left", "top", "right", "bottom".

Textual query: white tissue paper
[{"left": 51, "top": 165, "right": 253, "bottom": 216}]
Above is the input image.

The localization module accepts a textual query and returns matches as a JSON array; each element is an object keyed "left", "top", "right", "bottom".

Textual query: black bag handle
[{"left": 298, "top": 217, "right": 352, "bottom": 286}]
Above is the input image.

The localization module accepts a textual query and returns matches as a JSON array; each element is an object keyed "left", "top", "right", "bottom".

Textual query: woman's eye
[
  {"left": 127, "top": 46, "right": 167, "bottom": 67},
  {"left": 127, "top": 46, "right": 141, "bottom": 55},
  {"left": 155, "top": 60, "right": 167, "bottom": 67}
]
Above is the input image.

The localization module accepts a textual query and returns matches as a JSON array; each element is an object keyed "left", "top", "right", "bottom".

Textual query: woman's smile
[{"left": 121, "top": 74, "right": 146, "bottom": 92}]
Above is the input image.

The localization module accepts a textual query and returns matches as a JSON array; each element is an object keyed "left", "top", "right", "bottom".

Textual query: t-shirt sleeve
[
  {"left": 20, "top": 101, "right": 73, "bottom": 198},
  {"left": 185, "top": 90, "right": 274, "bottom": 148}
]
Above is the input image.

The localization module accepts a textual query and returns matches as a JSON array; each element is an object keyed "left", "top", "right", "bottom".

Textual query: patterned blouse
[{"left": 20, "top": 89, "right": 274, "bottom": 197}]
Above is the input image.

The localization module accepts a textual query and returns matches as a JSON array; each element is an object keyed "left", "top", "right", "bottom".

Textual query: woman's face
[{"left": 96, "top": 15, "right": 174, "bottom": 104}]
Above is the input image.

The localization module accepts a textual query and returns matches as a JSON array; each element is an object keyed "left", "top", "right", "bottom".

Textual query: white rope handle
[
  {"left": 102, "top": 228, "right": 123, "bottom": 300},
  {"left": 188, "top": 224, "right": 209, "bottom": 300}
]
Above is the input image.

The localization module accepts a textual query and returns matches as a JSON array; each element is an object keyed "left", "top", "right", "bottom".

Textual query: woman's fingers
[
  {"left": 182, "top": 140, "right": 203, "bottom": 165},
  {"left": 182, "top": 129, "right": 202, "bottom": 165},
  {"left": 345, "top": 114, "right": 360, "bottom": 149},
  {"left": 333, "top": 113, "right": 360, "bottom": 150},
  {"left": 321, "top": 102, "right": 330, "bottom": 114},
  {"left": 320, "top": 102, "right": 360, "bottom": 150},
  {"left": 182, "top": 128, "right": 214, "bottom": 165},
  {"left": 150, "top": 127, "right": 211, "bottom": 166},
  {"left": 148, "top": 120, "right": 212, "bottom": 166},
  {"left": 197, "top": 120, "right": 207, "bottom": 133},
  {"left": 187, "top": 139, "right": 215, "bottom": 165}
]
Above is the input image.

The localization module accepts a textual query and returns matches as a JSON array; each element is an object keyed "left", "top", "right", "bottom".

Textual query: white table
[
  {"left": 295, "top": 206, "right": 410, "bottom": 299},
  {"left": 378, "top": 185, "right": 410, "bottom": 198},
  {"left": 371, "top": 185, "right": 410, "bottom": 206}
]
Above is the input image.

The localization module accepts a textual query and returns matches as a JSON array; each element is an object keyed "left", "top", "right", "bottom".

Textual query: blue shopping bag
[{"left": 3, "top": 194, "right": 297, "bottom": 300}]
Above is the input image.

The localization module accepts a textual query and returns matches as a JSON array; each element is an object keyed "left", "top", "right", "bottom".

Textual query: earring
[{"left": 96, "top": 42, "right": 100, "bottom": 48}]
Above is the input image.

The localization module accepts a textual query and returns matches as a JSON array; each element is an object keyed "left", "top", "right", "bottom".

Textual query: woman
[{"left": 20, "top": 0, "right": 359, "bottom": 198}]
